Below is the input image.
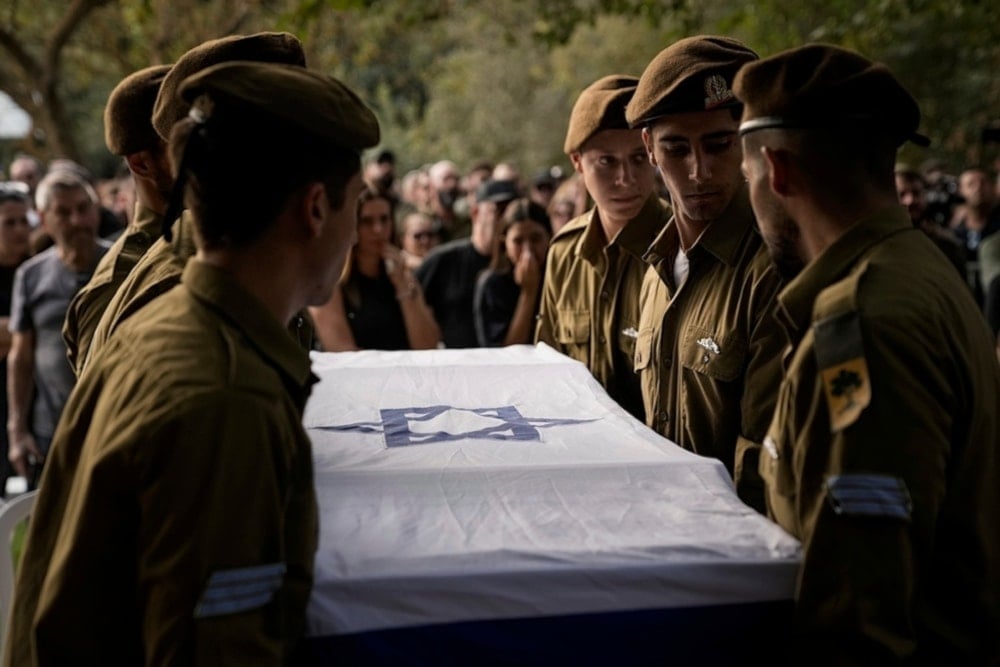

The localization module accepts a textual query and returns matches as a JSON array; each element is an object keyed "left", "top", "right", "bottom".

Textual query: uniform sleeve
[
  {"left": 534, "top": 247, "right": 560, "bottom": 348},
  {"left": 786, "top": 316, "right": 953, "bottom": 663},
  {"left": 34, "top": 391, "right": 315, "bottom": 666},
  {"left": 137, "top": 393, "right": 314, "bottom": 666},
  {"left": 734, "top": 262, "right": 785, "bottom": 510}
]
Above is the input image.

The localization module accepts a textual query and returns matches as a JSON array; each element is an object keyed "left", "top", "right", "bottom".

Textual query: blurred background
[{"left": 0, "top": 0, "right": 998, "bottom": 181}]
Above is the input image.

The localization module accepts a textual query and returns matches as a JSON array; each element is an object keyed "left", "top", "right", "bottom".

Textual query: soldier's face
[
  {"left": 643, "top": 108, "right": 743, "bottom": 226},
  {"left": 571, "top": 129, "right": 656, "bottom": 228},
  {"left": 741, "top": 138, "right": 804, "bottom": 280}
]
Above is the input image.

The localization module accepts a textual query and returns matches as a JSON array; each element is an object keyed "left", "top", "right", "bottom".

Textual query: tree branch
[
  {"left": 44, "top": 0, "right": 115, "bottom": 78},
  {"left": 0, "top": 24, "right": 41, "bottom": 80}
]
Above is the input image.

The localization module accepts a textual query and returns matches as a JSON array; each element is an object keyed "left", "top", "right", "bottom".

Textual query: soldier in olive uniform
[
  {"left": 62, "top": 63, "right": 172, "bottom": 375},
  {"left": 79, "top": 32, "right": 310, "bottom": 375},
  {"left": 4, "top": 63, "right": 379, "bottom": 665},
  {"left": 736, "top": 45, "right": 1000, "bottom": 663},
  {"left": 625, "top": 36, "right": 784, "bottom": 512},
  {"left": 535, "top": 75, "right": 670, "bottom": 421}
]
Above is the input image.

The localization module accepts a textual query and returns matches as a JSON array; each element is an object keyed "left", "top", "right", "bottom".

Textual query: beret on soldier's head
[
  {"left": 104, "top": 64, "right": 172, "bottom": 156},
  {"left": 153, "top": 31, "right": 307, "bottom": 141},
  {"left": 733, "top": 44, "right": 929, "bottom": 147},
  {"left": 626, "top": 35, "right": 758, "bottom": 127},
  {"left": 178, "top": 61, "right": 380, "bottom": 153},
  {"left": 564, "top": 75, "right": 639, "bottom": 154}
]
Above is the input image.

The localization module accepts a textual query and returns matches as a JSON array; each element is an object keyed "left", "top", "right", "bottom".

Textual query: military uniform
[
  {"left": 536, "top": 195, "right": 669, "bottom": 420},
  {"left": 761, "top": 207, "right": 1000, "bottom": 662},
  {"left": 81, "top": 211, "right": 196, "bottom": 372},
  {"left": 634, "top": 187, "right": 782, "bottom": 510},
  {"left": 82, "top": 213, "right": 313, "bottom": 373},
  {"left": 62, "top": 201, "right": 163, "bottom": 374},
  {"left": 5, "top": 261, "right": 319, "bottom": 666}
]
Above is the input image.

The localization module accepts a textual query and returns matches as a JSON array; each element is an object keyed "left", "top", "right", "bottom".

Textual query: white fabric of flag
[{"left": 304, "top": 344, "right": 800, "bottom": 637}]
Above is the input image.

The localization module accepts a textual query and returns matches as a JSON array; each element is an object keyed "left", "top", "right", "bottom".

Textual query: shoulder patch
[
  {"left": 824, "top": 474, "right": 912, "bottom": 521},
  {"left": 813, "top": 262, "right": 870, "bottom": 433}
]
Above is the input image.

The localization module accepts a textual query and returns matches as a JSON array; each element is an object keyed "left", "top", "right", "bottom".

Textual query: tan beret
[
  {"left": 104, "top": 64, "right": 172, "bottom": 155},
  {"left": 564, "top": 75, "right": 638, "bottom": 154},
  {"left": 179, "top": 62, "right": 380, "bottom": 153},
  {"left": 733, "top": 44, "right": 929, "bottom": 147},
  {"left": 626, "top": 35, "right": 757, "bottom": 127},
  {"left": 153, "top": 32, "right": 306, "bottom": 141}
]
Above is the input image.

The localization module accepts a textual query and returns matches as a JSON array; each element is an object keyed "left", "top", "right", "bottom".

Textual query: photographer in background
[{"left": 921, "top": 158, "right": 963, "bottom": 227}]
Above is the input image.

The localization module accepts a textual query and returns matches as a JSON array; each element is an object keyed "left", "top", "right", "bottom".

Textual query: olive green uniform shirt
[
  {"left": 634, "top": 187, "right": 783, "bottom": 511},
  {"left": 82, "top": 212, "right": 198, "bottom": 374},
  {"left": 4, "top": 260, "right": 319, "bottom": 667},
  {"left": 535, "top": 195, "right": 669, "bottom": 421},
  {"left": 82, "top": 214, "right": 312, "bottom": 373},
  {"left": 62, "top": 201, "right": 163, "bottom": 375},
  {"left": 762, "top": 206, "right": 1000, "bottom": 664}
]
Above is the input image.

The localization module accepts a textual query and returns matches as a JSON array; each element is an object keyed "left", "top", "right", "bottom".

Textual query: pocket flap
[{"left": 681, "top": 327, "right": 746, "bottom": 381}]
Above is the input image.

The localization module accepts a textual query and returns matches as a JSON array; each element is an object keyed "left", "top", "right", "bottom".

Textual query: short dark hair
[{"left": 170, "top": 97, "right": 360, "bottom": 250}]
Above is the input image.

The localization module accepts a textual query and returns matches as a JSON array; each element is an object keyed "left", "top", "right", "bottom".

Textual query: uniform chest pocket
[
  {"left": 680, "top": 326, "right": 746, "bottom": 382},
  {"left": 554, "top": 310, "right": 590, "bottom": 345}
]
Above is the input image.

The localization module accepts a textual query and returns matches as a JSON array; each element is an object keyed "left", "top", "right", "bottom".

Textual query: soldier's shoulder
[{"left": 551, "top": 211, "right": 590, "bottom": 244}]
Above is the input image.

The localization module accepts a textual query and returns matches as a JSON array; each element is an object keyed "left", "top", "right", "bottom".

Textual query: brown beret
[
  {"left": 734, "top": 44, "right": 929, "bottom": 147},
  {"left": 626, "top": 35, "right": 758, "bottom": 127},
  {"left": 564, "top": 75, "right": 638, "bottom": 154},
  {"left": 153, "top": 32, "right": 306, "bottom": 141},
  {"left": 179, "top": 62, "right": 380, "bottom": 153},
  {"left": 104, "top": 64, "right": 172, "bottom": 155}
]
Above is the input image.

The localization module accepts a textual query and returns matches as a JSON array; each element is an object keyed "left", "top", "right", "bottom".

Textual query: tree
[{"left": 0, "top": 0, "right": 115, "bottom": 161}]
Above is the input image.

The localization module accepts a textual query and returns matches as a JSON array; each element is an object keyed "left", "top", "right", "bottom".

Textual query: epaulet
[{"left": 811, "top": 261, "right": 870, "bottom": 433}]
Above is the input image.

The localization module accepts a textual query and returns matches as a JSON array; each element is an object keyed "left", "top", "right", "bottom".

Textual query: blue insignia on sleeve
[
  {"left": 194, "top": 562, "right": 287, "bottom": 619},
  {"left": 824, "top": 474, "right": 912, "bottom": 521}
]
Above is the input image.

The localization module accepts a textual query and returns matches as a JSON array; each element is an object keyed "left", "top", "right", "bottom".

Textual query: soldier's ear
[
  {"left": 641, "top": 128, "right": 656, "bottom": 166},
  {"left": 762, "top": 146, "right": 792, "bottom": 197},
  {"left": 301, "top": 181, "right": 328, "bottom": 240},
  {"left": 569, "top": 151, "right": 584, "bottom": 174}
]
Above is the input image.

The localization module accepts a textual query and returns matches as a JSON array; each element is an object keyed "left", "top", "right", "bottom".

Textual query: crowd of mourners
[{"left": 0, "top": 28, "right": 998, "bottom": 667}]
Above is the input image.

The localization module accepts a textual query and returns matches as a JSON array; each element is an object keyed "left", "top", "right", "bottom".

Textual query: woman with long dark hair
[
  {"left": 310, "top": 187, "right": 440, "bottom": 350},
  {"left": 473, "top": 198, "right": 551, "bottom": 346}
]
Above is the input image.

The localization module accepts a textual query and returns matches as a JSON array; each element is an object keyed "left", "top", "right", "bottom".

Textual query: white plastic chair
[{"left": 0, "top": 490, "right": 38, "bottom": 656}]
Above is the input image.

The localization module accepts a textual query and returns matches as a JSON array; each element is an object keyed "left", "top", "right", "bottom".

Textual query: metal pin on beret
[
  {"left": 104, "top": 64, "right": 172, "bottom": 156},
  {"left": 626, "top": 35, "right": 758, "bottom": 127},
  {"left": 178, "top": 61, "right": 380, "bottom": 153},
  {"left": 152, "top": 31, "right": 307, "bottom": 142},
  {"left": 564, "top": 75, "right": 639, "bottom": 154},
  {"left": 733, "top": 43, "right": 930, "bottom": 147}
]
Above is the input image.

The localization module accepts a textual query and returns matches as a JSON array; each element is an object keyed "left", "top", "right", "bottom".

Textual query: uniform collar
[
  {"left": 131, "top": 201, "right": 164, "bottom": 239},
  {"left": 576, "top": 194, "right": 669, "bottom": 264},
  {"left": 777, "top": 205, "right": 913, "bottom": 333},
  {"left": 182, "top": 260, "right": 313, "bottom": 389},
  {"left": 643, "top": 184, "right": 755, "bottom": 267}
]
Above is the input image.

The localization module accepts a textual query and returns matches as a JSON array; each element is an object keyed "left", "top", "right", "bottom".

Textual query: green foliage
[{"left": 0, "top": 0, "right": 997, "bottom": 177}]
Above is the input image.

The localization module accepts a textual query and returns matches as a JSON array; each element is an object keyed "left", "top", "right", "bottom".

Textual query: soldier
[
  {"left": 62, "top": 63, "right": 172, "bottom": 375},
  {"left": 625, "top": 36, "right": 784, "bottom": 511},
  {"left": 79, "top": 31, "right": 309, "bottom": 374},
  {"left": 4, "top": 61, "right": 379, "bottom": 665},
  {"left": 736, "top": 44, "right": 1000, "bottom": 662},
  {"left": 535, "top": 75, "right": 669, "bottom": 421}
]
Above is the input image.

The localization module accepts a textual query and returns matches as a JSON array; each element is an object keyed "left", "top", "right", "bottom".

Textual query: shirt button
[
  {"left": 599, "top": 335, "right": 607, "bottom": 344},
  {"left": 658, "top": 411, "right": 669, "bottom": 424},
  {"left": 600, "top": 291, "right": 609, "bottom": 300}
]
